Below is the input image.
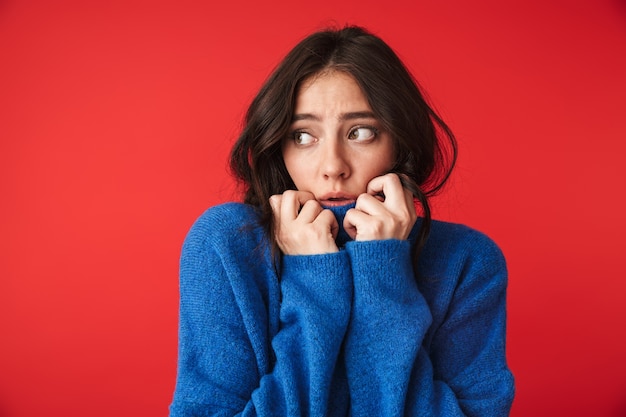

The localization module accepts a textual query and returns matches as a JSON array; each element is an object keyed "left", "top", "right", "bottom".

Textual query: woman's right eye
[{"left": 292, "top": 131, "right": 315, "bottom": 146}]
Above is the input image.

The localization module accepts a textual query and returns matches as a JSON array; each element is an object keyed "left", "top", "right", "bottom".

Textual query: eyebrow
[{"left": 291, "top": 111, "right": 377, "bottom": 122}]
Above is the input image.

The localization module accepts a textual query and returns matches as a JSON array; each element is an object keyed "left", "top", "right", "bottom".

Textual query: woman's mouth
[{"left": 319, "top": 195, "right": 357, "bottom": 207}]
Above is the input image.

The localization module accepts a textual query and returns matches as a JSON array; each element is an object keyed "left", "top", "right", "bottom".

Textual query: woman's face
[{"left": 282, "top": 71, "right": 395, "bottom": 207}]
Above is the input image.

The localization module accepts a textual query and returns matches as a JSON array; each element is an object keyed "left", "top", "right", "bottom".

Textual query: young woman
[{"left": 169, "top": 26, "right": 515, "bottom": 416}]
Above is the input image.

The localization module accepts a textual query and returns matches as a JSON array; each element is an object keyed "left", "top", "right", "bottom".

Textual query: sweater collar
[
  {"left": 324, "top": 202, "right": 421, "bottom": 248},
  {"left": 323, "top": 202, "right": 356, "bottom": 248}
]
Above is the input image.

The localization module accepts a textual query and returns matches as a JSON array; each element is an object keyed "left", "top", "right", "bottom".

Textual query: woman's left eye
[{"left": 348, "top": 127, "right": 377, "bottom": 141}]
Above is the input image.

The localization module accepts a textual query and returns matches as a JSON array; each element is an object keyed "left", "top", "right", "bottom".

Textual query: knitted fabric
[{"left": 169, "top": 202, "right": 515, "bottom": 416}]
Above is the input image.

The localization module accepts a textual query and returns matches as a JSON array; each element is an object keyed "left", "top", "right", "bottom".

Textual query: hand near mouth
[
  {"left": 269, "top": 190, "right": 339, "bottom": 255},
  {"left": 343, "top": 173, "right": 417, "bottom": 241}
]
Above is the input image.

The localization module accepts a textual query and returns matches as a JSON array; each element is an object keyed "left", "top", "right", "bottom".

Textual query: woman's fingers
[
  {"left": 270, "top": 190, "right": 339, "bottom": 254},
  {"left": 343, "top": 207, "right": 370, "bottom": 241},
  {"left": 271, "top": 173, "right": 416, "bottom": 246},
  {"left": 365, "top": 173, "right": 413, "bottom": 211},
  {"left": 279, "top": 190, "right": 317, "bottom": 220},
  {"left": 315, "top": 208, "right": 339, "bottom": 241},
  {"left": 345, "top": 173, "right": 417, "bottom": 241}
]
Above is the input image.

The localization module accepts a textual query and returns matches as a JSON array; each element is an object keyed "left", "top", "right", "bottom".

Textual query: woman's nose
[{"left": 320, "top": 139, "right": 350, "bottom": 180}]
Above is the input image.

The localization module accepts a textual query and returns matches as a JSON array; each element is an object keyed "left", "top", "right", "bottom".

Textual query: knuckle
[
  {"left": 355, "top": 193, "right": 369, "bottom": 206},
  {"left": 384, "top": 172, "right": 398, "bottom": 181},
  {"left": 302, "top": 199, "right": 320, "bottom": 210}
]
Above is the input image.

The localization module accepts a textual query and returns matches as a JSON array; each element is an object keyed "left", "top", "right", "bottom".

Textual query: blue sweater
[{"left": 169, "top": 202, "right": 515, "bottom": 416}]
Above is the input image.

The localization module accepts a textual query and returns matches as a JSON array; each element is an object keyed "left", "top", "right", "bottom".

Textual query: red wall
[{"left": 1, "top": 1, "right": 625, "bottom": 416}]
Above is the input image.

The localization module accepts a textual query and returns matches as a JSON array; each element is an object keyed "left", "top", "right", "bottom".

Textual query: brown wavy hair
[{"left": 229, "top": 25, "right": 457, "bottom": 268}]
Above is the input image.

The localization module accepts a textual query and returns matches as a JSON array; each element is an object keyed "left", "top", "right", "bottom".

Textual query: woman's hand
[
  {"left": 344, "top": 173, "right": 417, "bottom": 241},
  {"left": 269, "top": 190, "right": 339, "bottom": 255}
]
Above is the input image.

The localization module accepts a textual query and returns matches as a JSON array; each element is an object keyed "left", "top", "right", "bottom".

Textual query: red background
[{"left": 1, "top": 0, "right": 625, "bottom": 416}]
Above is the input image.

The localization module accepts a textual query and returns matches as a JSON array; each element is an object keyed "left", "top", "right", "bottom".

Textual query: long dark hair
[{"left": 230, "top": 25, "right": 457, "bottom": 269}]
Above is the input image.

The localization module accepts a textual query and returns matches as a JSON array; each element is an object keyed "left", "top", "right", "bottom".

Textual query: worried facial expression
[{"left": 282, "top": 71, "right": 395, "bottom": 207}]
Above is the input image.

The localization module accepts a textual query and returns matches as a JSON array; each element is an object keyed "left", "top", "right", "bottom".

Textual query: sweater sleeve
[
  {"left": 344, "top": 233, "right": 514, "bottom": 416},
  {"left": 169, "top": 207, "right": 352, "bottom": 417},
  {"left": 343, "top": 239, "right": 431, "bottom": 415},
  {"left": 262, "top": 253, "right": 352, "bottom": 415}
]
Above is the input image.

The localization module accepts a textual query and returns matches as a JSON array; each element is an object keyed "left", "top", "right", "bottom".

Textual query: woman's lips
[{"left": 319, "top": 196, "right": 357, "bottom": 207}]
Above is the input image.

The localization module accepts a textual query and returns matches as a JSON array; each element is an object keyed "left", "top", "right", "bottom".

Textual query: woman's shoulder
[
  {"left": 182, "top": 202, "right": 265, "bottom": 251},
  {"left": 192, "top": 201, "right": 261, "bottom": 228},
  {"left": 417, "top": 220, "right": 508, "bottom": 328},
  {"left": 421, "top": 219, "right": 506, "bottom": 274}
]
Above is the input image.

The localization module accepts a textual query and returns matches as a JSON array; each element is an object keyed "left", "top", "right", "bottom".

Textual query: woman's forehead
[{"left": 294, "top": 71, "right": 371, "bottom": 117}]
